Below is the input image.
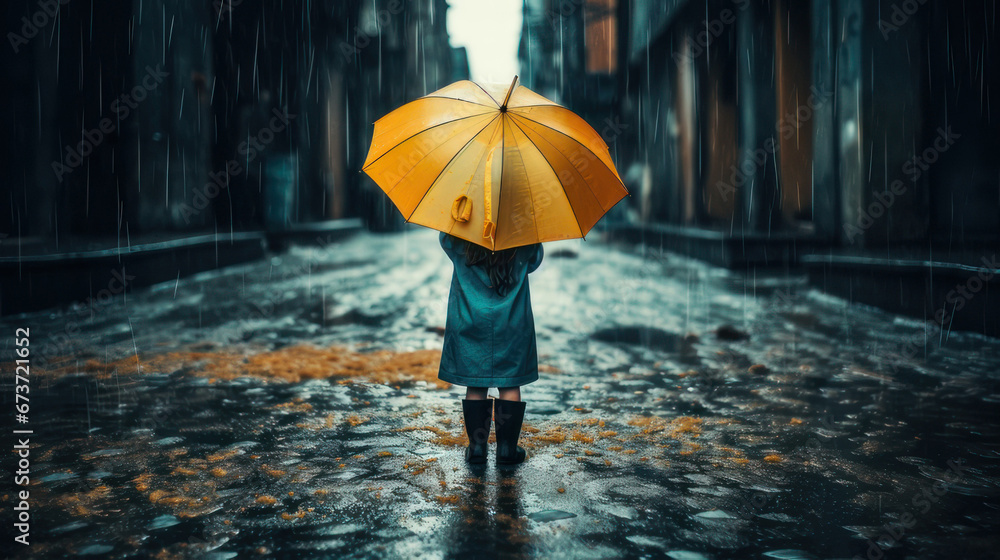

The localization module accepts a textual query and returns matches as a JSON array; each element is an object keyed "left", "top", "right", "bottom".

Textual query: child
[{"left": 438, "top": 232, "right": 544, "bottom": 465}]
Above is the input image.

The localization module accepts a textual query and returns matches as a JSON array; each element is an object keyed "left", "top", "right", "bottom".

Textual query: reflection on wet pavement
[{"left": 3, "top": 229, "right": 999, "bottom": 559}]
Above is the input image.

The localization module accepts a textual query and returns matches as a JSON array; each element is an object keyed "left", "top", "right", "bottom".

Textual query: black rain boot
[
  {"left": 494, "top": 399, "right": 527, "bottom": 465},
  {"left": 462, "top": 399, "right": 492, "bottom": 464}
]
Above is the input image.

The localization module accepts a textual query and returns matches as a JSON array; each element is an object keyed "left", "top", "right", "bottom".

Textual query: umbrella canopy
[{"left": 362, "top": 76, "right": 628, "bottom": 251}]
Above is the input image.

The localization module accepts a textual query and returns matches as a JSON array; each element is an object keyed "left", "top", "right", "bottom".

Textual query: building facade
[
  {"left": 0, "top": 0, "right": 462, "bottom": 315},
  {"left": 0, "top": 0, "right": 461, "bottom": 241},
  {"left": 519, "top": 0, "right": 1000, "bottom": 335}
]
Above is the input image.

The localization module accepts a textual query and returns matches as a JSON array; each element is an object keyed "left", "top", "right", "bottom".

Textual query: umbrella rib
[
  {"left": 424, "top": 95, "right": 498, "bottom": 109},
  {"left": 470, "top": 81, "right": 503, "bottom": 107},
  {"left": 406, "top": 114, "right": 501, "bottom": 222},
  {"left": 371, "top": 98, "right": 493, "bottom": 126},
  {"left": 363, "top": 113, "right": 492, "bottom": 172},
  {"left": 508, "top": 117, "right": 586, "bottom": 238},
  {"left": 506, "top": 104, "right": 560, "bottom": 110},
  {"left": 507, "top": 112, "right": 627, "bottom": 207}
]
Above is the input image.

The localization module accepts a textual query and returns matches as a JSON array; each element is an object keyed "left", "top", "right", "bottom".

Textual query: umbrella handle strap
[{"left": 451, "top": 195, "right": 472, "bottom": 223}]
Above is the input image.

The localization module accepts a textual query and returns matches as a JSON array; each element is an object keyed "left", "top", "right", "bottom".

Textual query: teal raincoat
[{"left": 438, "top": 232, "right": 544, "bottom": 387}]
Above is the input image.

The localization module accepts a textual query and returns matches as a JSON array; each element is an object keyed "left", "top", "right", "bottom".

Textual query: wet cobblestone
[{"left": 3, "top": 230, "right": 999, "bottom": 559}]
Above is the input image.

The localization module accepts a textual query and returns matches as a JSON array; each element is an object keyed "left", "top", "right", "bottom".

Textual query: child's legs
[
  {"left": 465, "top": 386, "right": 488, "bottom": 400},
  {"left": 497, "top": 386, "right": 520, "bottom": 402}
]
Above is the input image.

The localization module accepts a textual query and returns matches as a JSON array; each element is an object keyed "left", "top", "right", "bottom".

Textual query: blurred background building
[
  {"left": 0, "top": 0, "right": 462, "bottom": 313},
  {"left": 519, "top": 0, "right": 999, "bottom": 335}
]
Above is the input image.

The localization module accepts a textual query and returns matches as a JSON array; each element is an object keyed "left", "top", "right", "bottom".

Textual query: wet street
[{"left": 3, "top": 229, "right": 1000, "bottom": 560}]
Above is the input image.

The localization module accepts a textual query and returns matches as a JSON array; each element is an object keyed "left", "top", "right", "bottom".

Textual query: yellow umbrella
[{"left": 362, "top": 76, "right": 628, "bottom": 251}]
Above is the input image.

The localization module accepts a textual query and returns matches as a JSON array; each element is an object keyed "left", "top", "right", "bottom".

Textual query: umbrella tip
[{"left": 501, "top": 75, "right": 519, "bottom": 111}]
